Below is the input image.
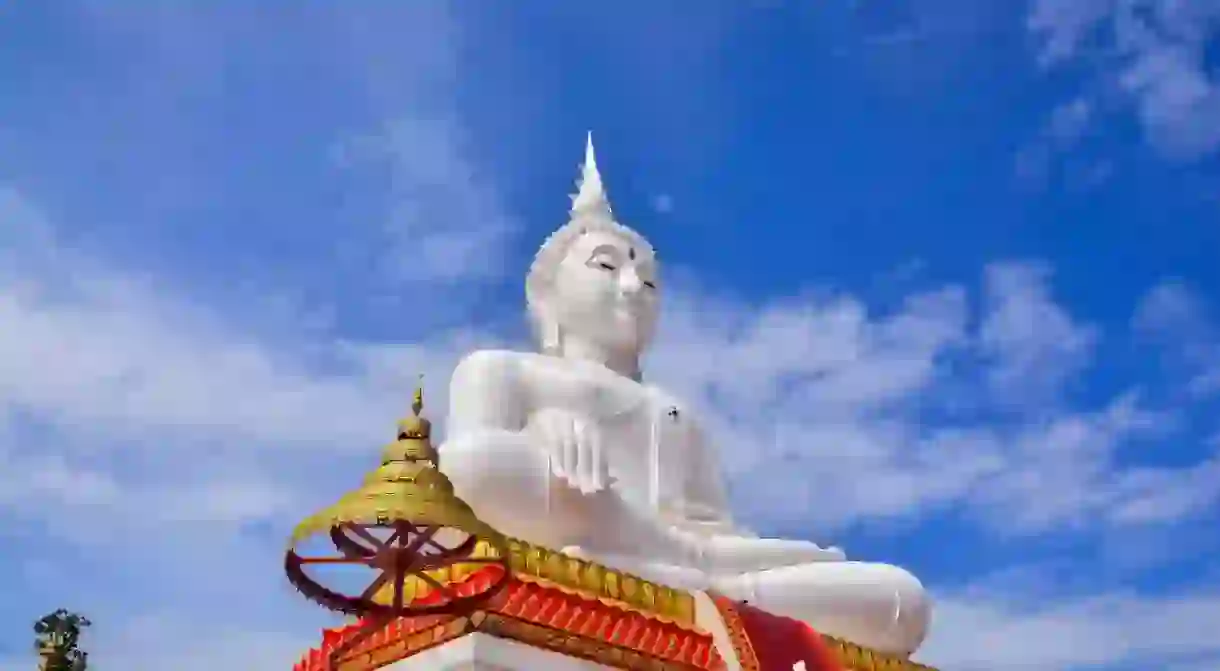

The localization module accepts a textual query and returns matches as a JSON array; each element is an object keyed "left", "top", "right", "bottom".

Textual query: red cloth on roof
[{"left": 717, "top": 598, "right": 844, "bottom": 671}]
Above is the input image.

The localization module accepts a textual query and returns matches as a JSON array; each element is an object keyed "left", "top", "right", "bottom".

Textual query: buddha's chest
[
  {"left": 522, "top": 360, "right": 696, "bottom": 476},
  {"left": 525, "top": 362, "right": 680, "bottom": 422}
]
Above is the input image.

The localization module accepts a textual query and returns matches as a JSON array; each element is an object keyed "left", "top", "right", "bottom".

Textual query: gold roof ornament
[{"left": 284, "top": 381, "right": 511, "bottom": 625}]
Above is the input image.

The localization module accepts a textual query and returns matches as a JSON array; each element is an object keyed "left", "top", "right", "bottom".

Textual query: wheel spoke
[
  {"left": 296, "top": 555, "right": 365, "bottom": 565},
  {"left": 423, "top": 536, "right": 455, "bottom": 552},
  {"left": 330, "top": 527, "right": 375, "bottom": 559},
  {"left": 347, "top": 525, "right": 386, "bottom": 549},
  {"left": 396, "top": 526, "right": 439, "bottom": 571},
  {"left": 360, "top": 573, "right": 390, "bottom": 602},
  {"left": 391, "top": 567, "right": 408, "bottom": 610}
]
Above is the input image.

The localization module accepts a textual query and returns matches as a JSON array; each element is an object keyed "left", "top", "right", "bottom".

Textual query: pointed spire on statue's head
[
  {"left": 571, "top": 131, "right": 612, "bottom": 217},
  {"left": 530, "top": 133, "right": 655, "bottom": 350}
]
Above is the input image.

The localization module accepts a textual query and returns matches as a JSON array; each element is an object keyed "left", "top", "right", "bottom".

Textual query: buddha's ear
[{"left": 541, "top": 320, "right": 563, "bottom": 355}]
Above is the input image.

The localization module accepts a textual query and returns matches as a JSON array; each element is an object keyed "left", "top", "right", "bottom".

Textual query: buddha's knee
[
  {"left": 865, "top": 563, "right": 930, "bottom": 655},
  {"left": 799, "top": 562, "right": 929, "bottom": 655}
]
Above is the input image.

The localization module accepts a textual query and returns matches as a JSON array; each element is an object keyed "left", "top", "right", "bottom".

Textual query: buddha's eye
[
  {"left": 597, "top": 262, "right": 617, "bottom": 271},
  {"left": 643, "top": 280, "right": 656, "bottom": 289}
]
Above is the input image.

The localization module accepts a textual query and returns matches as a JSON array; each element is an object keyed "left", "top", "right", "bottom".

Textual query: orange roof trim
[{"left": 295, "top": 566, "right": 724, "bottom": 671}]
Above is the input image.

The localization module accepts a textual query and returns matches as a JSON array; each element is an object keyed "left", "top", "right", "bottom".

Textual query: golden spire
[
  {"left": 411, "top": 376, "right": 424, "bottom": 417},
  {"left": 392, "top": 375, "right": 434, "bottom": 461}
]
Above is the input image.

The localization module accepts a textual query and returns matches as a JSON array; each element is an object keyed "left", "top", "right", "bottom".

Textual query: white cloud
[
  {"left": 333, "top": 116, "right": 518, "bottom": 284},
  {"left": 1134, "top": 280, "right": 1220, "bottom": 396},
  {"left": 1048, "top": 97, "right": 1093, "bottom": 144},
  {"left": 1028, "top": 0, "right": 1220, "bottom": 161},
  {"left": 640, "top": 262, "right": 1217, "bottom": 541},
  {"left": 0, "top": 188, "right": 397, "bottom": 450},
  {"left": 0, "top": 184, "right": 513, "bottom": 553},
  {"left": 925, "top": 577, "right": 1220, "bottom": 670},
  {"left": 979, "top": 262, "right": 1097, "bottom": 407},
  {"left": 1027, "top": 0, "right": 1114, "bottom": 67}
]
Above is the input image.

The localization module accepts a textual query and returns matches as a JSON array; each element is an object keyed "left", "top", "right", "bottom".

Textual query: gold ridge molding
[
  {"left": 502, "top": 538, "right": 697, "bottom": 629},
  {"left": 822, "top": 636, "right": 939, "bottom": 671},
  {"left": 366, "top": 538, "right": 697, "bottom": 630}
]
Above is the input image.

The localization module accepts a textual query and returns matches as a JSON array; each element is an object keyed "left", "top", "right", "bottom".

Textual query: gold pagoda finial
[
  {"left": 411, "top": 375, "right": 424, "bottom": 417},
  {"left": 397, "top": 375, "right": 432, "bottom": 443}
]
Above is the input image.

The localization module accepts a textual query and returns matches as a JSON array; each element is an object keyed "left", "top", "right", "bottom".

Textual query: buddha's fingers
[
  {"left": 575, "top": 417, "right": 598, "bottom": 493},
  {"left": 592, "top": 420, "right": 607, "bottom": 492},
  {"left": 561, "top": 415, "right": 579, "bottom": 486},
  {"left": 531, "top": 415, "right": 561, "bottom": 480},
  {"left": 536, "top": 412, "right": 571, "bottom": 483},
  {"left": 589, "top": 421, "right": 610, "bottom": 492}
]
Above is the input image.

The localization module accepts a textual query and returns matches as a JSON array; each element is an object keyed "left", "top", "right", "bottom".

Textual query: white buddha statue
[{"left": 440, "top": 134, "right": 931, "bottom": 656}]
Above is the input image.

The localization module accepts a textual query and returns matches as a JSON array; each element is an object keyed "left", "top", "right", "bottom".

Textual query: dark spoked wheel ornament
[{"left": 285, "top": 520, "right": 507, "bottom": 618}]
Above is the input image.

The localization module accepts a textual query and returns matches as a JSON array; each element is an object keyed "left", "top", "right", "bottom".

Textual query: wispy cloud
[
  {"left": 927, "top": 571, "right": 1220, "bottom": 670},
  {"left": 1134, "top": 280, "right": 1220, "bottom": 397},
  {"left": 1027, "top": 0, "right": 1220, "bottom": 161},
  {"left": 333, "top": 117, "right": 517, "bottom": 284}
]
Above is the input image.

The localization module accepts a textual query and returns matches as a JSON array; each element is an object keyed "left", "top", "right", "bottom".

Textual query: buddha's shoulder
[
  {"left": 451, "top": 349, "right": 559, "bottom": 381},
  {"left": 452, "top": 350, "right": 630, "bottom": 397}
]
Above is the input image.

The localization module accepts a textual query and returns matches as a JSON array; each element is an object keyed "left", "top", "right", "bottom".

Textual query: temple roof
[
  {"left": 295, "top": 567, "right": 721, "bottom": 671},
  {"left": 294, "top": 540, "right": 940, "bottom": 671}
]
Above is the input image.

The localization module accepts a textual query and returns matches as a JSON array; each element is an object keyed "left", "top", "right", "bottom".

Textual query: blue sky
[{"left": 1, "top": 1, "right": 1219, "bottom": 669}]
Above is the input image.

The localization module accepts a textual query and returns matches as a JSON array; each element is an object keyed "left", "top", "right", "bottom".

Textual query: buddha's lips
[{"left": 611, "top": 299, "right": 647, "bottom": 315}]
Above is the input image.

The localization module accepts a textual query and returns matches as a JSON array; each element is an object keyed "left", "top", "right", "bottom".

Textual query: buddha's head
[
  {"left": 526, "top": 135, "right": 659, "bottom": 360},
  {"left": 527, "top": 214, "right": 660, "bottom": 359}
]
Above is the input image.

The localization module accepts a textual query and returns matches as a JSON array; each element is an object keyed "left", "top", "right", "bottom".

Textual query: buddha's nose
[{"left": 618, "top": 268, "right": 644, "bottom": 296}]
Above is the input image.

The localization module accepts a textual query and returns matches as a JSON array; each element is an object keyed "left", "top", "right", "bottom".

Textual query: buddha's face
[{"left": 545, "top": 229, "right": 659, "bottom": 354}]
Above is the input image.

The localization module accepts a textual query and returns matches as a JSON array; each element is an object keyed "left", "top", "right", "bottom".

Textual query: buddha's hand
[{"left": 526, "top": 408, "right": 609, "bottom": 494}]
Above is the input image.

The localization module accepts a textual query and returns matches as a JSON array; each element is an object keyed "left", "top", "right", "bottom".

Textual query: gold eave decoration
[
  {"left": 824, "top": 636, "right": 939, "bottom": 671},
  {"left": 500, "top": 537, "right": 698, "bottom": 630}
]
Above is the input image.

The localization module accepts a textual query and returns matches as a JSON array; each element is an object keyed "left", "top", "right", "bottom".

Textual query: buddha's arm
[
  {"left": 446, "top": 350, "right": 526, "bottom": 435},
  {"left": 442, "top": 351, "right": 593, "bottom": 549}
]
